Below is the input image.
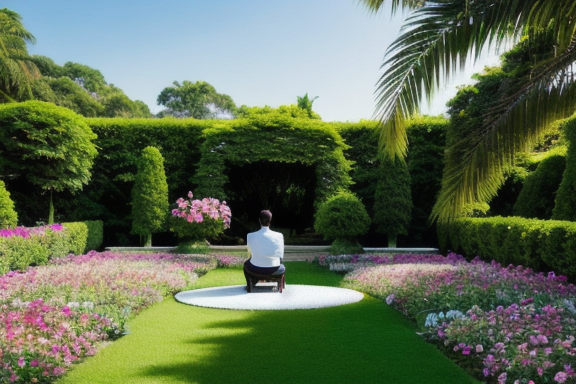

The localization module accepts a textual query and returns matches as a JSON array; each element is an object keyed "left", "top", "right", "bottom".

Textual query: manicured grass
[{"left": 58, "top": 262, "right": 478, "bottom": 384}]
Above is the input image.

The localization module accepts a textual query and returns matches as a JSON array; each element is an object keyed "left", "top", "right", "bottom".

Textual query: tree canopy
[
  {"left": 157, "top": 80, "right": 236, "bottom": 119},
  {"left": 361, "top": 0, "right": 576, "bottom": 222}
]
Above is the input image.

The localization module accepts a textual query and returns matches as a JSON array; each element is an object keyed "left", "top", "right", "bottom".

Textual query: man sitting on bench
[{"left": 244, "top": 210, "right": 285, "bottom": 291}]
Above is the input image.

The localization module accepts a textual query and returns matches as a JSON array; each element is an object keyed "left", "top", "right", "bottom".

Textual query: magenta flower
[{"left": 554, "top": 371, "right": 568, "bottom": 383}]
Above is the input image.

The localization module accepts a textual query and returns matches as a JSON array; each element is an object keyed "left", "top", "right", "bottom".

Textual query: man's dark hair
[{"left": 259, "top": 210, "right": 272, "bottom": 226}]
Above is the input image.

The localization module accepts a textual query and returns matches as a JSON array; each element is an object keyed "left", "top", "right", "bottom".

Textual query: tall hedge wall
[
  {"left": 336, "top": 117, "right": 447, "bottom": 246},
  {"left": 553, "top": 118, "right": 576, "bottom": 221},
  {"left": 442, "top": 217, "right": 576, "bottom": 281}
]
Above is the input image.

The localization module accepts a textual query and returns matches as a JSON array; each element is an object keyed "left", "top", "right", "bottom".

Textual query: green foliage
[
  {"left": 373, "top": 155, "right": 412, "bottom": 242},
  {"left": 174, "top": 240, "right": 211, "bottom": 254},
  {"left": 169, "top": 215, "right": 226, "bottom": 243},
  {"left": 31, "top": 56, "right": 151, "bottom": 118},
  {"left": 442, "top": 217, "right": 576, "bottom": 281},
  {"left": 0, "top": 101, "right": 97, "bottom": 193},
  {"left": 337, "top": 117, "right": 447, "bottom": 246},
  {"left": 194, "top": 114, "right": 352, "bottom": 206},
  {"left": 296, "top": 93, "right": 321, "bottom": 119},
  {"left": 328, "top": 238, "right": 364, "bottom": 255},
  {"left": 236, "top": 105, "right": 313, "bottom": 120},
  {"left": 32, "top": 76, "right": 104, "bottom": 117},
  {"left": 61, "top": 222, "right": 89, "bottom": 255},
  {"left": 84, "top": 220, "right": 104, "bottom": 252},
  {"left": 314, "top": 191, "right": 371, "bottom": 243},
  {"left": 131, "top": 147, "right": 169, "bottom": 246},
  {"left": 553, "top": 118, "right": 576, "bottom": 221},
  {"left": 0, "top": 9, "right": 39, "bottom": 102},
  {"left": 157, "top": 80, "right": 236, "bottom": 119},
  {"left": 0, "top": 223, "right": 87, "bottom": 273},
  {"left": 513, "top": 154, "right": 566, "bottom": 219},
  {"left": 0, "top": 235, "right": 48, "bottom": 273},
  {"left": 0, "top": 180, "right": 17, "bottom": 228}
]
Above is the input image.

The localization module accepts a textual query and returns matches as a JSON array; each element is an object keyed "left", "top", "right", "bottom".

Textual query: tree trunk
[
  {"left": 388, "top": 235, "right": 397, "bottom": 248},
  {"left": 48, "top": 190, "right": 54, "bottom": 224},
  {"left": 143, "top": 233, "right": 152, "bottom": 247}
]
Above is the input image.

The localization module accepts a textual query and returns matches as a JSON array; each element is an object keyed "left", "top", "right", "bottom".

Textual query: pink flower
[
  {"left": 17, "top": 356, "right": 25, "bottom": 368},
  {"left": 476, "top": 344, "right": 484, "bottom": 353},
  {"left": 554, "top": 371, "right": 568, "bottom": 383},
  {"left": 538, "top": 367, "right": 543, "bottom": 376}
]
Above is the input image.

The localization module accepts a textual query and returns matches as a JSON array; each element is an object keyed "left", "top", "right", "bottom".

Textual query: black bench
[{"left": 244, "top": 263, "right": 285, "bottom": 293}]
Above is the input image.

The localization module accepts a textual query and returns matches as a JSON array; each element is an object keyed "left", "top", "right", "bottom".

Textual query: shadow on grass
[
  {"left": 136, "top": 298, "right": 475, "bottom": 384},
  {"left": 58, "top": 262, "right": 478, "bottom": 384}
]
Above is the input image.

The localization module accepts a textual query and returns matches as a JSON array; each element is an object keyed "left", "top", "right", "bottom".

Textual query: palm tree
[
  {"left": 360, "top": 0, "right": 576, "bottom": 221},
  {"left": 0, "top": 8, "right": 39, "bottom": 102}
]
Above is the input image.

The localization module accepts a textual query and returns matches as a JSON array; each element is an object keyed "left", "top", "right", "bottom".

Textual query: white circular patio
[{"left": 174, "top": 284, "right": 364, "bottom": 310}]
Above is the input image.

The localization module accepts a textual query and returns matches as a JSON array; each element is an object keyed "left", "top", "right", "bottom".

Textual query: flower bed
[
  {"left": 315, "top": 253, "right": 464, "bottom": 272},
  {"left": 0, "top": 250, "right": 219, "bottom": 383},
  {"left": 343, "top": 253, "right": 576, "bottom": 383}
]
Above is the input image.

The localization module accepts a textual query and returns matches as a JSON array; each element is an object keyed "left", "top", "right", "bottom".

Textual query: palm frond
[
  {"left": 357, "top": 0, "right": 423, "bottom": 14},
  {"left": 374, "top": 0, "right": 538, "bottom": 158},
  {"left": 432, "top": 34, "right": 576, "bottom": 222}
]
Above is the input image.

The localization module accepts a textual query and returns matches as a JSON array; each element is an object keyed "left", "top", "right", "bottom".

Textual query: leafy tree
[
  {"left": 131, "top": 147, "right": 169, "bottom": 247},
  {"left": 360, "top": 0, "right": 576, "bottom": 221},
  {"left": 32, "top": 76, "right": 104, "bottom": 117},
  {"left": 102, "top": 92, "right": 151, "bottom": 118},
  {"left": 296, "top": 93, "right": 320, "bottom": 119},
  {"left": 0, "top": 180, "right": 17, "bottom": 228},
  {"left": 157, "top": 80, "right": 236, "bottom": 119},
  {"left": 513, "top": 154, "right": 566, "bottom": 220},
  {"left": 373, "top": 156, "right": 412, "bottom": 247},
  {"left": 553, "top": 120, "right": 576, "bottom": 221},
  {"left": 0, "top": 101, "right": 97, "bottom": 223},
  {"left": 0, "top": 8, "right": 40, "bottom": 102},
  {"left": 31, "top": 56, "right": 151, "bottom": 118}
]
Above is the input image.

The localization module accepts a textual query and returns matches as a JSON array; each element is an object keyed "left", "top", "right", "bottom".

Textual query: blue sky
[{"left": 4, "top": 0, "right": 500, "bottom": 121}]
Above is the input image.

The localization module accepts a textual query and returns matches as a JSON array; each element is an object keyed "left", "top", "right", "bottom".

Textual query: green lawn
[{"left": 58, "top": 262, "right": 478, "bottom": 384}]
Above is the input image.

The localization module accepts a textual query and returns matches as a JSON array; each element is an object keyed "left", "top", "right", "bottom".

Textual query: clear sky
[{"left": 3, "top": 0, "right": 500, "bottom": 122}]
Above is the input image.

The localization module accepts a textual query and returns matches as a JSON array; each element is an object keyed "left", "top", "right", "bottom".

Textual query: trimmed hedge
[
  {"left": 84, "top": 220, "right": 104, "bottom": 252},
  {"left": 513, "top": 154, "right": 565, "bottom": 219},
  {"left": 442, "top": 216, "right": 576, "bottom": 281},
  {"left": 0, "top": 221, "right": 101, "bottom": 273}
]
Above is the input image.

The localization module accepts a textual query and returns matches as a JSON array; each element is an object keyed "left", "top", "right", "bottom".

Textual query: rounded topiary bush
[
  {"left": 513, "top": 154, "right": 566, "bottom": 219},
  {"left": 314, "top": 191, "right": 370, "bottom": 254},
  {"left": 0, "top": 180, "right": 17, "bottom": 228}
]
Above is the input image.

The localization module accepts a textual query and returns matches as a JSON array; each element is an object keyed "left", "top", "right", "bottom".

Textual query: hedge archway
[{"left": 193, "top": 115, "right": 352, "bottom": 226}]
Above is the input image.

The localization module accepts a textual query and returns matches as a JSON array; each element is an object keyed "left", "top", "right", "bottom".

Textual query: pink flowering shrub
[
  {"left": 170, "top": 191, "right": 232, "bottom": 241},
  {"left": 0, "top": 250, "right": 216, "bottom": 383},
  {"left": 343, "top": 253, "right": 576, "bottom": 383}
]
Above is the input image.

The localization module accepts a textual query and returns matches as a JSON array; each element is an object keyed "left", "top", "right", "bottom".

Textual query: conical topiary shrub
[
  {"left": 131, "top": 147, "right": 169, "bottom": 247},
  {"left": 0, "top": 180, "right": 17, "bottom": 229}
]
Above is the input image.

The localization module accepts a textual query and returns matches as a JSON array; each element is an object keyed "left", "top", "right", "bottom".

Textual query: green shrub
[
  {"left": 169, "top": 215, "right": 226, "bottom": 243},
  {"left": 513, "top": 154, "right": 566, "bottom": 219},
  {"left": 553, "top": 118, "right": 576, "bottom": 221},
  {"left": 131, "top": 147, "right": 169, "bottom": 246},
  {"left": 62, "top": 222, "right": 89, "bottom": 255},
  {"left": 0, "top": 180, "right": 17, "bottom": 228},
  {"left": 84, "top": 220, "right": 104, "bottom": 252},
  {"left": 0, "top": 235, "right": 49, "bottom": 273},
  {"left": 373, "top": 156, "right": 412, "bottom": 247},
  {"left": 314, "top": 191, "right": 371, "bottom": 250},
  {"left": 443, "top": 216, "right": 576, "bottom": 281}
]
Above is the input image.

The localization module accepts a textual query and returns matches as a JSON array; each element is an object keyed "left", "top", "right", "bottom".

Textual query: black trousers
[{"left": 243, "top": 259, "right": 285, "bottom": 287}]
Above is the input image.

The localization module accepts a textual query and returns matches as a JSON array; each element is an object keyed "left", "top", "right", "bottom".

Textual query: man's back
[{"left": 247, "top": 227, "right": 284, "bottom": 268}]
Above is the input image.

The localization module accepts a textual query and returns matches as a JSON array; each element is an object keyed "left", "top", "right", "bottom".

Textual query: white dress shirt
[{"left": 247, "top": 227, "right": 284, "bottom": 268}]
